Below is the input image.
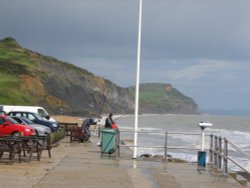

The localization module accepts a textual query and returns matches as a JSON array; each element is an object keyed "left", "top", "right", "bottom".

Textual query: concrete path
[{"left": 0, "top": 136, "right": 244, "bottom": 188}]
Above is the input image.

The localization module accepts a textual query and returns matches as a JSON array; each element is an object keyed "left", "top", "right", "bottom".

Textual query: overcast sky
[{"left": 1, "top": 0, "right": 250, "bottom": 111}]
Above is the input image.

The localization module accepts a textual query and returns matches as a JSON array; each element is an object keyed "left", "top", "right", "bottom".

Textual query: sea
[{"left": 115, "top": 114, "right": 250, "bottom": 171}]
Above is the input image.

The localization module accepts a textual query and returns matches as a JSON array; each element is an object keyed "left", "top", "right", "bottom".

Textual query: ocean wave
[
  {"left": 119, "top": 126, "right": 165, "bottom": 132},
  {"left": 117, "top": 114, "right": 250, "bottom": 173}
]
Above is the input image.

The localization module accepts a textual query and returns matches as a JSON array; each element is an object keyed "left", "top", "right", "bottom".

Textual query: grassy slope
[
  {"left": 0, "top": 37, "right": 37, "bottom": 105},
  {"left": 129, "top": 83, "right": 196, "bottom": 112},
  {"left": 0, "top": 37, "right": 111, "bottom": 114}
]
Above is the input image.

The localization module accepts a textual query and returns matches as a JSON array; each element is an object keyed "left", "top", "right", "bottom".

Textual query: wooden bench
[
  {"left": 0, "top": 135, "right": 52, "bottom": 162},
  {"left": 19, "top": 135, "right": 52, "bottom": 161},
  {"left": 59, "top": 122, "right": 78, "bottom": 136},
  {"left": 70, "top": 127, "right": 85, "bottom": 143},
  {"left": 0, "top": 137, "right": 22, "bottom": 162}
]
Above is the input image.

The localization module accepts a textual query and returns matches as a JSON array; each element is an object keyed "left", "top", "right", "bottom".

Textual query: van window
[{"left": 38, "top": 109, "right": 46, "bottom": 118}]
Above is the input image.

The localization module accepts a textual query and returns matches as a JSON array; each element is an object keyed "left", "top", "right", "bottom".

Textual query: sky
[{"left": 1, "top": 0, "right": 250, "bottom": 112}]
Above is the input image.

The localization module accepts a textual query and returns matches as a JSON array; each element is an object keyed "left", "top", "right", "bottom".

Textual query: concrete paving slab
[{"left": 0, "top": 136, "right": 245, "bottom": 188}]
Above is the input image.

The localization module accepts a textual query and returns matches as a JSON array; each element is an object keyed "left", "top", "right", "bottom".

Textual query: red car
[{"left": 0, "top": 115, "right": 36, "bottom": 137}]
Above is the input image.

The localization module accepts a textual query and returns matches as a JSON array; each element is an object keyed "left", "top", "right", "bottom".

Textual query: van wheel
[{"left": 12, "top": 132, "right": 21, "bottom": 137}]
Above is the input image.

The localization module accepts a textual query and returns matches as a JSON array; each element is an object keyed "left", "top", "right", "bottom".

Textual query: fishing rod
[
  {"left": 113, "top": 110, "right": 134, "bottom": 121},
  {"left": 113, "top": 94, "right": 165, "bottom": 121},
  {"left": 98, "top": 95, "right": 107, "bottom": 117}
]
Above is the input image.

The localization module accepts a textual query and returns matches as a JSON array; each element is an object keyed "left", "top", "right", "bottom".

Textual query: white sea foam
[{"left": 117, "top": 114, "right": 250, "bottom": 171}]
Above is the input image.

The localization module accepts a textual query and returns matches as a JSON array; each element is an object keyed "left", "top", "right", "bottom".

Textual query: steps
[{"left": 228, "top": 171, "right": 249, "bottom": 187}]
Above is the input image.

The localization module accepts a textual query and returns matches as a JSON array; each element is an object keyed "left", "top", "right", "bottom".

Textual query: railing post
[
  {"left": 214, "top": 136, "right": 218, "bottom": 166},
  {"left": 218, "top": 136, "right": 222, "bottom": 170},
  {"left": 209, "top": 134, "right": 214, "bottom": 164},
  {"left": 223, "top": 138, "right": 228, "bottom": 174},
  {"left": 115, "top": 129, "right": 120, "bottom": 159},
  {"left": 164, "top": 131, "right": 168, "bottom": 161},
  {"left": 216, "top": 136, "right": 220, "bottom": 169},
  {"left": 98, "top": 126, "right": 101, "bottom": 138}
]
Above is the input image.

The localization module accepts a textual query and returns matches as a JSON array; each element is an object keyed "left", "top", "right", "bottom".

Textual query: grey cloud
[{"left": 1, "top": 0, "right": 250, "bottom": 110}]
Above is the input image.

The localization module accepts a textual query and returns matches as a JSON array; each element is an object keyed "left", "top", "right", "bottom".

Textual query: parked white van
[{"left": 0, "top": 105, "right": 56, "bottom": 122}]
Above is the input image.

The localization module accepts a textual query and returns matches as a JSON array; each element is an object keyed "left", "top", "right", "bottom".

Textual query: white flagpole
[{"left": 133, "top": 0, "right": 143, "bottom": 159}]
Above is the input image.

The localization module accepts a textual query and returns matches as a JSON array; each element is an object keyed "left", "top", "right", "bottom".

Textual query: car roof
[
  {"left": 8, "top": 111, "right": 36, "bottom": 114},
  {"left": 7, "top": 111, "right": 39, "bottom": 117}
]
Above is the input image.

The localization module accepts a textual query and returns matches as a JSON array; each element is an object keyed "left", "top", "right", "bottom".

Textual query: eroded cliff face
[
  {"left": 35, "top": 59, "right": 134, "bottom": 116},
  {"left": 0, "top": 37, "right": 199, "bottom": 116}
]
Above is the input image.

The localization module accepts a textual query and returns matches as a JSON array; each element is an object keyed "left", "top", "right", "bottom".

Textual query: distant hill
[
  {"left": 0, "top": 37, "right": 199, "bottom": 116},
  {"left": 201, "top": 108, "right": 250, "bottom": 116},
  {"left": 129, "top": 83, "right": 198, "bottom": 114}
]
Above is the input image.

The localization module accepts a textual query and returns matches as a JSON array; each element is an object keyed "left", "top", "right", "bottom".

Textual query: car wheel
[{"left": 12, "top": 131, "right": 21, "bottom": 137}]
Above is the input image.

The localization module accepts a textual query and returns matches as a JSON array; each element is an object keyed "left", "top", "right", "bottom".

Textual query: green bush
[{"left": 49, "top": 128, "right": 66, "bottom": 144}]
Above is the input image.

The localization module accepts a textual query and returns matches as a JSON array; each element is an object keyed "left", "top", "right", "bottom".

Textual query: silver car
[{"left": 11, "top": 116, "right": 51, "bottom": 136}]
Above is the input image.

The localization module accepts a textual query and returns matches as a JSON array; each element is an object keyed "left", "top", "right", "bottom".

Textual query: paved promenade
[{"left": 0, "top": 136, "right": 244, "bottom": 188}]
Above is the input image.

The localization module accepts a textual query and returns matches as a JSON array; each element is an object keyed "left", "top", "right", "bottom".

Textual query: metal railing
[
  {"left": 104, "top": 130, "right": 250, "bottom": 176},
  {"left": 209, "top": 135, "right": 250, "bottom": 175},
  {"left": 115, "top": 130, "right": 204, "bottom": 160}
]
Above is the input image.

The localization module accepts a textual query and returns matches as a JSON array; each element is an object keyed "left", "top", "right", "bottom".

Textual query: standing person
[
  {"left": 81, "top": 118, "right": 94, "bottom": 142},
  {"left": 105, "top": 113, "right": 114, "bottom": 128}
]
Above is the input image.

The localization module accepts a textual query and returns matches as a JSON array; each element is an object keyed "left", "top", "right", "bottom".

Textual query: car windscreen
[
  {"left": 6, "top": 116, "right": 19, "bottom": 124},
  {"left": 32, "top": 113, "right": 43, "bottom": 120},
  {"left": 20, "top": 117, "right": 34, "bottom": 124},
  {"left": 11, "top": 117, "right": 23, "bottom": 124}
]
